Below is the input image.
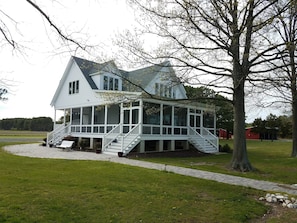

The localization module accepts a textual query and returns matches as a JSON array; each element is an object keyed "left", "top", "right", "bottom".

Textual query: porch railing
[
  {"left": 102, "top": 124, "right": 121, "bottom": 152},
  {"left": 47, "top": 123, "right": 71, "bottom": 146},
  {"left": 121, "top": 123, "right": 141, "bottom": 154},
  {"left": 188, "top": 126, "right": 218, "bottom": 150},
  {"left": 201, "top": 127, "right": 218, "bottom": 148},
  {"left": 70, "top": 124, "right": 118, "bottom": 134}
]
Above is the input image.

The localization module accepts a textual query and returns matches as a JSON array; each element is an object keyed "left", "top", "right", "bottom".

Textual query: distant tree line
[
  {"left": 0, "top": 117, "right": 53, "bottom": 131},
  {"left": 252, "top": 114, "right": 292, "bottom": 139}
]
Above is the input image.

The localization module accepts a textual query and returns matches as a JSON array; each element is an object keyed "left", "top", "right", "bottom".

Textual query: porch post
[
  {"left": 170, "top": 140, "right": 175, "bottom": 151},
  {"left": 160, "top": 103, "right": 163, "bottom": 135},
  {"left": 187, "top": 107, "right": 190, "bottom": 135},
  {"left": 171, "top": 105, "right": 175, "bottom": 135},
  {"left": 201, "top": 110, "right": 204, "bottom": 133},
  {"left": 53, "top": 109, "right": 57, "bottom": 129},
  {"left": 90, "top": 138, "right": 94, "bottom": 149},
  {"left": 159, "top": 140, "right": 164, "bottom": 152},
  {"left": 91, "top": 106, "right": 95, "bottom": 133},
  {"left": 70, "top": 108, "right": 73, "bottom": 125},
  {"left": 139, "top": 99, "right": 143, "bottom": 134},
  {"left": 63, "top": 109, "right": 66, "bottom": 125},
  {"left": 104, "top": 105, "right": 108, "bottom": 133},
  {"left": 80, "top": 107, "right": 83, "bottom": 133},
  {"left": 139, "top": 141, "right": 145, "bottom": 153},
  {"left": 214, "top": 109, "right": 217, "bottom": 133},
  {"left": 120, "top": 103, "right": 124, "bottom": 134}
]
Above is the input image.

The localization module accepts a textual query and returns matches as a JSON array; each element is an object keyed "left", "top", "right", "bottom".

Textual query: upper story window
[
  {"left": 103, "top": 75, "right": 119, "bottom": 91},
  {"left": 155, "top": 82, "right": 173, "bottom": 98},
  {"left": 69, "top": 80, "right": 79, "bottom": 95}
]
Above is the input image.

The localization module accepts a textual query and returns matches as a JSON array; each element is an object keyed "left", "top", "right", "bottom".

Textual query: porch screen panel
[
  {"left": 94, "top": 106, "right": 105, "bottom": 124},
  {"left": 124, "top": 110, "right": 130, "bottom": 124},
  {"left": 174, "top": 107, "right": 187, "bottom": 126},
  {"left": 163, "top": 105, "right": 172, "bottom": 125},
  {"left": 72, "top": 108, "right": 80, "bottom": 125},
  {"left": 82, "top": 107, "right": 92, "bottom": 125},
  {"left": 132, "top": 109, "right": 139, "bottom": 124},
  {"left": 203, "top": 112, "right": 214, "bottom": 128},
  {"left": 107, "top": 104, "right": 120, "bottom": 124},
  {"left": 143, "top": 102, "right": 160, "bottom": 125}
]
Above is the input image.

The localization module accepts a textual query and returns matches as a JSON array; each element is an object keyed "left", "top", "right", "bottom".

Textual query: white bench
[{"left": 57, "top": 140, "right": 74, "bottom": 151}]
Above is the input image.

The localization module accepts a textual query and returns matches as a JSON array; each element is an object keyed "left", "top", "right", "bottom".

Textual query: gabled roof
[
  {"left": 121, "top": 61, "right": 181, "bottom": 92},
  {"left": 73, "top": 56, "right": 117, "bottom": 90},
  {"left": 51, "top": 56, "right": 185, "bottom": 107},
  {"left": 124, "top": 62, "right": 166, "bottom": 88}
]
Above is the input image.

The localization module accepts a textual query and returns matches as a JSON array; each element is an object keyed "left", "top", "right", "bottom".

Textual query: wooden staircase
[
  {"left": 47, "top": 123, "right": 70, "bottom": 146},
  {"left": 188, "top": 127, "right": 218, "bottom": 153},
  {"left": 102, "top": 124, "right": 141, "bottom": 156}
]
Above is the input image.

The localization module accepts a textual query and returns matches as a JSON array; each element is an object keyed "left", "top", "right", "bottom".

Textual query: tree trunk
[
  {"left": 231, "top": 76, "right": 253, "bottom": 171},
  {"left": 291, "top": 73, "right": 297, "bottom": 157},
  {"left": 292, "top": 101, "right": 297, "bottom": 157},
  {"left": 289, "top": 39, "right": 297, "bottom": 157}
]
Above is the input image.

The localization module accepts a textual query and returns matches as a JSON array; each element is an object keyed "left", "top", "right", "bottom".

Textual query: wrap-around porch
[{"left": 48, "top": 98, "right": 218, "bottom": 156}]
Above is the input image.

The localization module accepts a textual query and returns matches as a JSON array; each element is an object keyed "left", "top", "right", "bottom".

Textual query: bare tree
[
  {"left": 0, "top": 1, "right": 92, "bottom": 100},
  {"left": 0, "top": 0, "right": 89, "bottom": 52},
  {"left": 115, "top": 0, "right": 288, "bottom": 171},
  {"left": 261, "top": 0, "right": 297, "bottom": 156}
]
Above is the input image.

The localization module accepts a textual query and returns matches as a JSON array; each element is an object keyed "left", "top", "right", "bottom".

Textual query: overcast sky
[
  {"left": 0, "top": 0, "right": 284, "bottom": 123},
  {"left": 0, "top": 0, "right": 134, "bottom": 119}
]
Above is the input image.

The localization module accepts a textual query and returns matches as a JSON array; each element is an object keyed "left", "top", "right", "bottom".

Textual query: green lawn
[
  {"left": 1, "top": 132, "right": 297, "bottom": 222},
  {"left": 135, "top": 139, "right": 297, "bottom": 185},
  {"left": 0, "top": 130, "right": 47, "bottom": 143}
]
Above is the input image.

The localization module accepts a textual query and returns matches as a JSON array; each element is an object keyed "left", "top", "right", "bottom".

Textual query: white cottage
[{"left": 47, "top": 56, "right": 218, "bottom": 156}]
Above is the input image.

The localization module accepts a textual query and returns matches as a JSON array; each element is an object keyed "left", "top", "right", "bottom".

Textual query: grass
[
  {"left": 1, "top": 131, "right": 297, "bottom": 222},
  {"left": 135, "top": 139, "right": 297, "bottom": 185},
  {"left": 0, "top": 130, "right": 47, "bottom": 143}
]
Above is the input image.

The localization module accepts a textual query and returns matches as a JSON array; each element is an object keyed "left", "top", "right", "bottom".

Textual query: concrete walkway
[{"left": 3, "top": 143, "right": 297, "bottom": 195}]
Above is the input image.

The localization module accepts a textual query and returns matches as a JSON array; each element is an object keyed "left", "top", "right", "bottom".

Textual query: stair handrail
[
  {"left": 201, "top": 127, "right": 218, "bottom": 149},
  {"left": 121, "top": 123, "right": 141, "bottom": 154},
  {"left": 47, "top": 123, "right": 71, "bottom": 146},
  {"left": 188, "top": 127, "right": 207, "bottom": 147},
  {"left": 188, "top": 126, "right": 218, "bottom": 151},
  {"left": 102, "top": 124, "right": 121, "bottom": 152}
]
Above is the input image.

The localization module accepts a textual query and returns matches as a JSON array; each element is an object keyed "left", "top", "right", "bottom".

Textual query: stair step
[{"left": 103, "top": 151, "right": 119, "bottom": 156}]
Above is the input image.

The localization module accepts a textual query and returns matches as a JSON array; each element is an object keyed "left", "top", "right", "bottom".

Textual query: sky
[
  {"left": 0, "top": 0, "right": 286, "bottom": 123},
  {"left": 0, "top": 0, "right": 134, "bottom": 120}
]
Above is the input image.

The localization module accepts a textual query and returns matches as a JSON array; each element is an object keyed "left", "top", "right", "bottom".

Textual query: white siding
[{"left": 54, "top": 62, "right": 98, "bottom": 109}]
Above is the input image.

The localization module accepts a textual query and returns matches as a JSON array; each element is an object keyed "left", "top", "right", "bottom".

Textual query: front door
[
  {"left": 190, "top": 110, "right": 202, "bottom": 134},
  {"left": 123, "top": 106, "right": 139, "bottom": 133}
]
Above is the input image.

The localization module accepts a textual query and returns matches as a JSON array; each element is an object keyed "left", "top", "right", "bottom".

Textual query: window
[
  {"left": 109, "top": 77, "right": 114, "bottom": 90},
  {"left": 155, "top": 82, "right": 173, "bottom": 98},
  {"left": 75, "top": 80, "right": 79, "bottom": 93},
  {"left": 155, "top": 83, "right": 159, "bottom": 95},
  {"left": 69, "top": 80, "right": 79, "bottom": 95},
  {"left": 103, "top": 76, "right": 108, "bottom": 90},
  {"left": 115, "top": 79, "right": 119, "bottom": 90},
  {"left": 143, "top": 102, "right": 160, "bottom": 125},
  {"left": 69, "top": 82, "right": 72, "bottom": 94},
  {"left": 103, "top": 76, "right": 119, "bottom": 91},
  {"left": 160, "top": 84, "right": 164, "bottom": 96},
  {"left": 71, "top": 108, "right": 81, "bottom": 125}
]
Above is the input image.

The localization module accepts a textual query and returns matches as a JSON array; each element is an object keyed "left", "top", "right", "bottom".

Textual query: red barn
[
  {"left": 245, "top": 126, "right": 278, "bottom": 140},
  {"left": 245, "top": 127, "right": 260, "bottom": 139},
  {"left": 218, "top": 128, "right": 232, "bottom": 139}
]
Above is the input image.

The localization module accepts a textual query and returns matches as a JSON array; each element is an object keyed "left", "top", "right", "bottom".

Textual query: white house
[{"left": 47, "top": 56, "right": 218, "bottom": 156}]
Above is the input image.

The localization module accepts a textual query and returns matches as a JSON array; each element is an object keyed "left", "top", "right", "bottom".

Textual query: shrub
[{"left": 219, "top": 144, "right": 232, "bottom": 153}]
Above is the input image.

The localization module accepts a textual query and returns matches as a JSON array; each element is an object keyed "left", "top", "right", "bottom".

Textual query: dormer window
[
  {"left": 69, "top": 80, "right": 79, "bottom": 95},
  {"left": 155, "top": 82, "right": 173, "bottom": 98},
  {"left": 115, "top": 79, "right": 119, "bottom": 90},
  {"left": 103, "top": 75, "right": 119, "bottom": 91}
]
